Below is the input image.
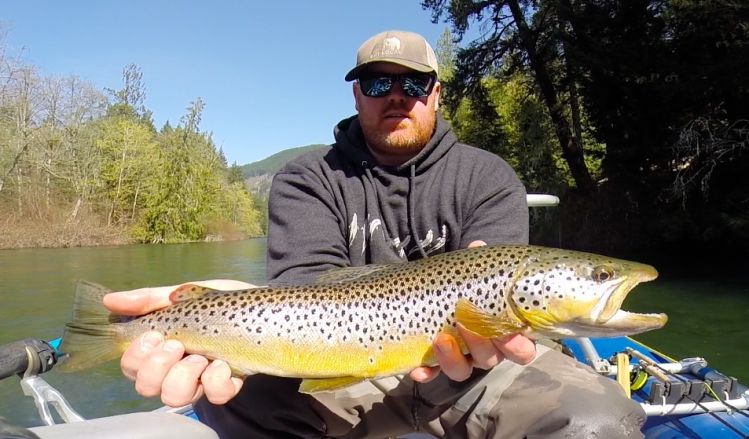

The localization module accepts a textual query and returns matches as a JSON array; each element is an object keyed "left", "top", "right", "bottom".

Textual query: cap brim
[{"left": 345, "top": 59, "right": 436, "bottom": 81}]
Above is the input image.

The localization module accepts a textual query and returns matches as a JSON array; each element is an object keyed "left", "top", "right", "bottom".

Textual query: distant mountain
[
  {"left": 242, "top": 144, "right": 329, "bottom": 209},
  {"left": 240, "top": 144, "right": 328, "bottom": 178}
]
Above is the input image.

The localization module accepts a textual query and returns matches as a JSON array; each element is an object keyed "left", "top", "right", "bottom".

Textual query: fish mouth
[
  {"left": 596, "top": 309, "right": 668, "bottom": 335},
  {"left": 595, "top": 264, "right": 658, "bottom": 324}
]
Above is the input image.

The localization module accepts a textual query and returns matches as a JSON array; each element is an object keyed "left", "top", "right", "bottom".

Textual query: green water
[
  {"left": 0, "top": 240, "right": 747, "bottom": 427},
  {"left": 0, "top": 239, "right": 268, "bottom": 427}
]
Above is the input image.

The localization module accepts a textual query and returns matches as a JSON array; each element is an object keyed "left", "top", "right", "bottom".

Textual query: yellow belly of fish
[{"left": 179, "top": 333, "right": 439, "bottom": 379}]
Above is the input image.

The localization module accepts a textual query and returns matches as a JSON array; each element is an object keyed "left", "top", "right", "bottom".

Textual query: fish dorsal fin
[
  {"left": 314, "top": 265, "right": 389, "bottom": 284},
  {"left": 455, "top": 298, "right": 526, "bottom": 339},
  {"left": 299, "top": 377, "right": 366, "bottom": 393},
  {"left": 168, "top": 284, "right": 220, "bottom": 303}
]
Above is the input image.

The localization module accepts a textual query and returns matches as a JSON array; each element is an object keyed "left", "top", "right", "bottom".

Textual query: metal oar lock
[{"left": 0, "top": 338, "right": 85, "bottom": 425}]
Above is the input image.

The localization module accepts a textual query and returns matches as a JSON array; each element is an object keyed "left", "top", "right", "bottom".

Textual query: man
[{"left": 104, "top": 30, "right": 645, "bottom": 438}]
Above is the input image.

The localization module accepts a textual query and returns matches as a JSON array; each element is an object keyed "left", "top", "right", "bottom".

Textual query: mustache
[{"left": 381, "top": 102, "right": 413, "bottom": 116}]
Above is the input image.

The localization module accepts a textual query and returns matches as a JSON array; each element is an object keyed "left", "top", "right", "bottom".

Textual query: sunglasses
[{"left": 358, "top": 73, "right": 437, "bottom": 98}]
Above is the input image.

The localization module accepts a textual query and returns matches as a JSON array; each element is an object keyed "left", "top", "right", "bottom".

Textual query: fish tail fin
[{"left": 57, "top": 281, "right": 126, "bottom": 373}]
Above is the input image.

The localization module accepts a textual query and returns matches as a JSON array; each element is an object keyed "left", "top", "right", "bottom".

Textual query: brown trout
[{"left": 59, "top": 245, "right": 667, "bottom": 393}]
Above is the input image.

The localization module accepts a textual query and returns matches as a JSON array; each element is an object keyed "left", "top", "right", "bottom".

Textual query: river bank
[
  {"left": 0, "top": 213, "right": 254, "bottom": 250},
  {"left": 0, "top": 216, "right": 130, "bottom": 249}
]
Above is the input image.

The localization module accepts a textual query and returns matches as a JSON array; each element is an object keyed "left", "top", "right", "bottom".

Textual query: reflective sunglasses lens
[
  {"left": 401, "top": 75, "right": 433, "bottom": 97},
  {"left": 359, "top": 77, "right": 393, "bottom": 97}
]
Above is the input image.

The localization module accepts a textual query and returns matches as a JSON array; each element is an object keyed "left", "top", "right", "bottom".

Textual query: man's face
[{"left": 353, "top": 62, "right": 441, "bottom": 164}]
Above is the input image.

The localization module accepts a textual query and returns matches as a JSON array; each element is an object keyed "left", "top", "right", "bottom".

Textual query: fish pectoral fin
[
  {"left": 455, "top": 298, "right": 525, "bottom": 339},
  {"left": 168, "top": 284, "right": 221, "bottom": 302},
  {"left": 298, "top": 377, "right": 366, "bottom": 394}
]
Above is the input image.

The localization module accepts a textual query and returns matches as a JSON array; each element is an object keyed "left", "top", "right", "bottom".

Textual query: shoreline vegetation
[{"left": 0, "top": 57, "right": 265, "bottom": 248}]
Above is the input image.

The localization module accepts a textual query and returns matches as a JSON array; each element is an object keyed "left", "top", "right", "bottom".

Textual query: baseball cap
[{"left": 345, "top": 30, "right": 439, "bottom": 81}]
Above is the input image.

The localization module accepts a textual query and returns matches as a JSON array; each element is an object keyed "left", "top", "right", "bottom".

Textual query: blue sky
[{"left": 2, "top": 1, "right": 463, "bottom": 166}]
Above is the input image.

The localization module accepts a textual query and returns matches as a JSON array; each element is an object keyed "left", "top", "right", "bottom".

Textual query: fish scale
[{"left": 58, "top": 245, "right": 667, "bottom": 393}]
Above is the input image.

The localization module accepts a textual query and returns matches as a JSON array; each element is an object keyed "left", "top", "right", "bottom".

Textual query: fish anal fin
[
  {"left": 298, "top": 377, "right": 366, "bottom": 394},
  {"left": 169, "top": 284, "right": 219, "bottom": 303},
  {"left": 455, "top": 298, "right": 525, "bottom": 339}
]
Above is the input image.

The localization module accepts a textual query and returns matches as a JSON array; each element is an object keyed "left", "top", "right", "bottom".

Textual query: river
[{"left": 0, "top": 239, "right": 747, "bottom": 427}]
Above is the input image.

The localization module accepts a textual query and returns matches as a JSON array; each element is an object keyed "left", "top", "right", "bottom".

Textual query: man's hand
[
  {"left": 410, "top": 327, "right": 536, "bottom": 383},
  {"left": 409, "top": 239, "right": 536, "bottom": 383},
  {"left": 103, "top": 280, "right": 253, "bottom": 406}
]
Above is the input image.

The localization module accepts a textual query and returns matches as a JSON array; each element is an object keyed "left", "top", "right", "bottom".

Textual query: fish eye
[{"left": 592, "top": 266, "right": 614, "bottom": 283}]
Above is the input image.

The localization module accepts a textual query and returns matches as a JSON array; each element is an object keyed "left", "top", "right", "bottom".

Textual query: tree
[
  {"left": 0, "top": 66, "right": 41, "bottom": 213},
  {"left": 134, "top": 99, "right": 262, "bottom": 243},
  {"left": 424, "top": 0, "right": 596, "bottom": 194},
  {"left": 105, "top": 64, "right": 154, "bottom": 129},
  {"left": 95, "top": 115, "right": 158, "bottom": 226}
]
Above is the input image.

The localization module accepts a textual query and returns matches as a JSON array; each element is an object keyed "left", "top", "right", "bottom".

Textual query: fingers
[
  {"left": 121, "top": 332, "right": 165, "bottom": 380},
  {"left": 409, "top": 365, "right": 441, "bottom": 383},
  {"left": 432, "top": 334, "right": 473, "bottom": 382},
  {"left": 160, "top": 355, "right": 208, "bottom": 406},
  {"left": 134, "top": 339, "right": 186, "bottom": 398},
  {"left": 121, "top": 332, "right": 240, "bottom": 406},
  {"left": 493, "top": 333, "right": 536, "bottom": 365},
  {"left": 458, "top": 324, "right": 504, "bottom": 369},
  {"left": 415, "top": 329, "right": 535, "bottom": 384},
  {"left": 103, "top": 286, "right": 176, "bottom": 316},
  {"left": 467, "top": 240, "right": 487, "bottom": 248},
  {"left": 201, "top": 360, "right": 244, "bottom": 404}
]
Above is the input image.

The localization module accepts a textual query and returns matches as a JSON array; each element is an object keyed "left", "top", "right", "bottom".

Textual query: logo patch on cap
[{"left": 374, "top": 37, "right": 402, "bottom": 57}]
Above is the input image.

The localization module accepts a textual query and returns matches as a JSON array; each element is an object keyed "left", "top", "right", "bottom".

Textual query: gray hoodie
[{"left": 267, "top": 114, "right": 528, "bottom": 285}]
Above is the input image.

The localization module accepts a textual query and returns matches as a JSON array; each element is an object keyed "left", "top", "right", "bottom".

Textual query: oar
[{"left": 0, "top": 339, "right": 58, "bottom": 381}]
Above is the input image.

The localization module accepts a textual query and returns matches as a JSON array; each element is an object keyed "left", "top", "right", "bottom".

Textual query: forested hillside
[
  {"left": 240, "top": 144, "right": 327, "bottom": 177},
  {"left": 0, "top": 54, "right": 263, "bottom": 248}
]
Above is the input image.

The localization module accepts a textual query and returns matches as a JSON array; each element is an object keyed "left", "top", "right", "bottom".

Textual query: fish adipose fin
[
  {"left": 168, "top": 283, "right": 221, "bottom": 302},
  {"left": 57, "top": 281, "right": 125, "bottom": 373},
  {"left": 299, "top": 377, "right": 366, "bottom": 393},
  {"left": 455, "top": 298, "right": 525, "bottom": 339}
]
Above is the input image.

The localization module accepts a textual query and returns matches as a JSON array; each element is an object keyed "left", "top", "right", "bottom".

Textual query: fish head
[{"left": 509, "top": 248, "right": 667, "bottom": 338}]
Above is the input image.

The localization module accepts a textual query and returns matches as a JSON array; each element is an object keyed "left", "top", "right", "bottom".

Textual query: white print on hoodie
[{"left": 349, "top": 213, "right": 448, "bottom": 259}]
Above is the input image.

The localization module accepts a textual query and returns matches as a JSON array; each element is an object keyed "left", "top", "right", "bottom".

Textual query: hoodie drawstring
[{"left": 408, "top": 164, "right": 428, "bottom": 259}]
